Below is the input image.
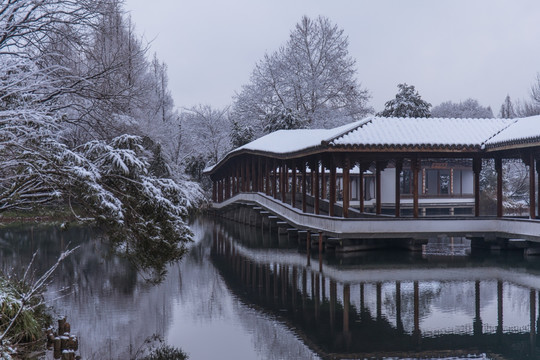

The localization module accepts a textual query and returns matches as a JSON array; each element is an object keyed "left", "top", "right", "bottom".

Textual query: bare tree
[
  {"left": 232, "top": 15, "right": 371, "bottom": 135},
  {"left": 183, "top": 105, "right": 230, "bottom": 164},
  {"left": 431, "top": 98, "right": 493, "bottom": 118}
]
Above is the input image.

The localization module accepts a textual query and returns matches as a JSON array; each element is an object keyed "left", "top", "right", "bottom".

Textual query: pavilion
[{"left": 205, "top": 115, "right": 540, "bottom": 220}]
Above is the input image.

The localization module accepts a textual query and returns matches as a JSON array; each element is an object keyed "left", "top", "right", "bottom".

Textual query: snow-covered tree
[
  {"left": 263, "top": 107, "right": 306, "bottom": 134},
  {"left": 431, "top": 98, "right": 493, "bottom": 118},
  {"left": 230, "top": 120, "right": 254, "bottom": 148},
  {"left": 499, "top": 95, "right": 516, "bottom": 119},
  {"left": 377, "top": 83, "right": 431, "bottom": 118},
  {"left": 0, "top": 0, "right": 204, "bottom": 279},
  {"left": 182, "top": 105, "right": 230, "bottom": 164},
  {"left": 232, "top": 15, "right": 371, "bottom": 136}
]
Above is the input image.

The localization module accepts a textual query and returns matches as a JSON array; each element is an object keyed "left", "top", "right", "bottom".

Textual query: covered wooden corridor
[{"left": 206, "top": 116, "right": 540, "bottom": 221}]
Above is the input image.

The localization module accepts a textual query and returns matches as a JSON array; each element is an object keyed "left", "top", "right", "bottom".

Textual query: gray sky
[{"left": 124, "top": 0, "right": 540, "bottom": 114}]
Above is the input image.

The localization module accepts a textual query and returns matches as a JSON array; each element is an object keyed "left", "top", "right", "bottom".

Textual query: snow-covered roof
[
  {"left": 205, "top": 115, "right": 540, "bottom": 174},
  {"left": 329, "top": 116, "right": 514, "bottom": 149},
  {"left": 485, "top": 115, "right": 540, "bottom": 148}
]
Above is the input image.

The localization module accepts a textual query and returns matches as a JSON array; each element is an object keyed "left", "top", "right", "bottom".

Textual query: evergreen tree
[
  {"left": 230, "top": 120, "right": 254, "bottom": 148},
  {"left": 263, "top": 107, "right": 306, "bottom": 133},
  {"left": 499, "top": 95, "right": 516, "bottom": 118},
  {"left": 377, "top": 83, "right": 431, "bottom": 118}
]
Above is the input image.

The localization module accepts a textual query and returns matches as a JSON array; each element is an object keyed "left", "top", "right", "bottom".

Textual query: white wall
[
  {"left": 381, "top": 168, "right": 396, "bottom": 203},
  {"left": 462, "top": 170, "right": 474, "bottom": 194}
]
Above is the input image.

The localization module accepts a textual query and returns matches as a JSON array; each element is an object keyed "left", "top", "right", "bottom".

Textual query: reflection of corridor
[{"left": 211, "top": 222, "right": 540, "bottom": 359}]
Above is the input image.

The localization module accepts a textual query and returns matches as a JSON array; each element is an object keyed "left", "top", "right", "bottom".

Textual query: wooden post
[
  {"left": 241, "top": 159, "right": 246, "bottom": 192},
  {"left": 236, "top": 161, "right": 241, "bottom": 194},
  {"left": 376, "top": 161, "right": 382, "bottom": 215},
  {"left": 273, "top": 160, "right": 278, "bottom": 199},
  {"left": 321, "top": 163, "right": 326, "bottom": 200},
  {"left": 314, "top": 160, "right": 320, "bottom": 215},
  {"left": 302, "top": 162, "right": 307, "bottom": 213},
  {"left": 264, "top": 160, "right": 268, "bottom": 196},
  {"left": 291, "top": 161, "right": 297, "bottom": 208},
  {"left": 329, "top": 158, "right": 336, "bottom": 217},
  {"left": 281, "top": 162, "right": 287, "bottom": 203},
  {"left": 359, "top": 162, "right": 365, "bottom": 213},
  {"left": 496, "top": 157, "right": 503, "bottom": 217},
  {"left": 412, "top": 158, "right": 420, "bottom": 218},
  {"left": 537, "top": 159, "right": 540, "bottom": 219},
  {"left": 225, "top": 174, "right": 230, "bottom": 200},
  {"left": 473, "top": 157, "right": 482, "bottom": 217},
  {"left": 343, "top": 156, "right": 350, "bottom": 218},
  {"left": 529, "top": 152, "right": 536, "bottom": 219},
  {"left": 246, "top": 157, "right": 251, "bottom": 192},
  {"left": 252, "top": 156, "right": 257, "bottom": 192},
  {"left": 212, "top": 180, "right": 217, "bottom": 202},
  {"left": 218, "top": 179, "right": 223, "bottom": 202},
  {"left": 258, "top": 157, "right": 263, "bottom": 192},
  {"left": 395, "top": 160, "right": 402, "bottom": 217}
]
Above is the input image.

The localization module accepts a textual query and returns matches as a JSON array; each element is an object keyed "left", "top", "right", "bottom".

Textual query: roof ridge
[
  {"left": 322, "top": 116, "right": 374, "bottom": 145},
  {"left": 480, "top": 118, "right": 519, "bottom": 149}
]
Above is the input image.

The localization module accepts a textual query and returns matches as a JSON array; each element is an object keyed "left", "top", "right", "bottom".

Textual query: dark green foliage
[
  {"left": 230, "top": 120, "right": 254, "bottom": 148},
  {"left": 0, "top": 277, "right": 51, "bottom": 344},
  {"left": 263, "top": 107, "right": 306, "bottom": 133},
  {"left": 377, "top": 83, "right": 431, "bottom": 118},
  {"left": 184, "top": 155, "right": 207, "bottom": 182}
]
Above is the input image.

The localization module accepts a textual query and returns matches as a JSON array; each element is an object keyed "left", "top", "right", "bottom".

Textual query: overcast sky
[{"left": 124, "top": 0, "right": 540, "bottom": 114}]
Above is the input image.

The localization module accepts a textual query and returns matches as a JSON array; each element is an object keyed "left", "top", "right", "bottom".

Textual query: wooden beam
[
  {"left": 495, "top": 157, "right": 503, "bottom": 218},
  {"left": 395, "top": 160, "right": 402, "bottom": 217}
]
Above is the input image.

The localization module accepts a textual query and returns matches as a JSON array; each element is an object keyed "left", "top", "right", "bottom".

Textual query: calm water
[{"left": 1, "top": 218, "right": 540, "bottom": 359}]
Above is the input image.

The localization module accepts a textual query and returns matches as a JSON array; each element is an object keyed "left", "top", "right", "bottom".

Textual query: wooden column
[
  {"left": 281, "top": 162, "right": 288, "bottom": 203},
  {"left": 329, "top": 158, "right": 336, "bottom": 217},
  {"left": 495, "top": 157, "right": 503, "bottom": 218},
  {"left": 395, "top": 160, "right": 402, "bottom": 217},
  {"left": 212, "top": 180, "right": 217, "bottom": 202},
  {"left": 273, "top": 160, "right": 278, "bottom": 199},
  {"left": 376, "top": 161, "right": 383, "bottom": 215},
  {"left": 321, "top": 163, "right": 326, "bottom": 201},
  {"left": 291, "top": 161, "right": 297, "bottom": 208},
  {"left": 218, "top": 179, "right": 223, "bottom": 202},
  {"left": 252, "top": 156, "right": 257, "bottom": 192},
  {"left": 241, "top": 158, "right": 246, "bottom": 192},
  {"left": 473, "top": 157, "right": 482, "bottom": 217},
  {"left": 258, "top": 157, "right": 263, "bottom": 192},
  {"left": 236, "top": 161, "right": 241, "bottom": 194},
  {"left": 246, "top": 157, "right": 251, "bottom": 192},
  {"left": 265, "top": 158, "right": 270, "bottom": 196},
  {"left": 225, "top": 173, "right": 230, "bottom": 199},
  {"left": 343, "top": 156, "right": 350, "bottom": 218},
  {"left": 412, "top": 158, "right": 420, "bottom": 218},
  {"left": 537, "top": 159, "right": 540, "bottom": 219},
  {"left": 314, "top": 161, "right": 320, "bottom": 215},
  {"left": 529, "top": 152, "right": 536, "bottom": 219},
  {"left": 302, "top": 162, "right": 307, "bottom": 213},
  {"left": 359, "top": 162, "right": 365, "bottom": 213}
]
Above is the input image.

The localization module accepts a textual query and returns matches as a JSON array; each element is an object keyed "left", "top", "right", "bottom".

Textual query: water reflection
[
  {"left": 212, "top": 218, "right": 540, "bottom": 359},
  {"left": 0, "top": 222, "right": 319, "bottom": 360}
]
